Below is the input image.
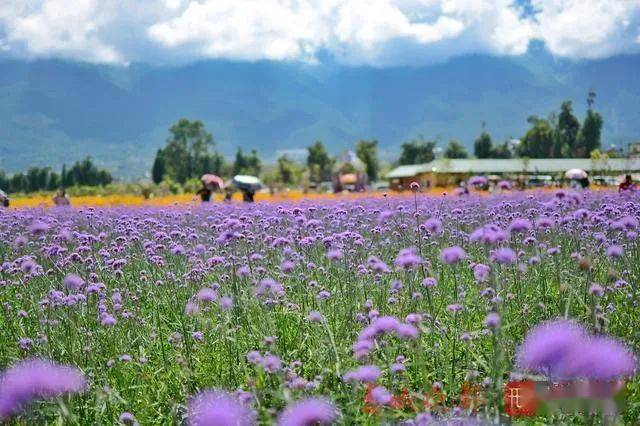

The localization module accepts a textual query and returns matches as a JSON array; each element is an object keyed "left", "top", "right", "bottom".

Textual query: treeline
[
  {"left": 152, "top": 119, "right": 381, "bottom": 186},
  {"left": 399, "top": 93, "right": 604, "bottom": 164},
  {"left": 516, "top": 94, "right": 602, "bottom": 158},
  {"left": 151, "top": 119, "right": 265, "bottom": 184},
  {"left": 0, "top": 157, "right": 112, "bottom": 194},
  {"left": 152, "top": 119, "right": 225, "bottom": 184},
  {"left": 153, "top": 93, "right": 606, "bottom": 187}
]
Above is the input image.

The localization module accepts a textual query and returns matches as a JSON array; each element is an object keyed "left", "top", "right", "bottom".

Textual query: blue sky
[{"left": 1, "top": 1, "right": 639, "bottom": 66}]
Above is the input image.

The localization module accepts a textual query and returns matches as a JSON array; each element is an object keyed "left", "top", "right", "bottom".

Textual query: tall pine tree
[
  {"left": 578, "top": 91, "right": 603, "bottom": 157},
  {"left": 474, "top": 127, "right": 493, "bottom": 158},
  {"left": 557, "top": 101, "right": 580, "bottom": 157},
  {"left": 151, "top": 149, "right": 166, "bottom": 184}
]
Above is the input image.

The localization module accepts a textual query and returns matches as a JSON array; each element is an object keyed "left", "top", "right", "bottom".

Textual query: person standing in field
[
  {"left": 196, "top": 184, "right": 212, "bottom": 202},
  {"left": 579, "top": 176, "right": 590, "bottom": 189},
  {"left": 0, "top": 189, "right": 9, "bottom": 208},
  {"left": 224, "top": 188, "right": 234, "bottom": 202},
  {"left": 241, "top": 188, "right": 255, "bottom": 203},
  {"left": 619, "top": 175, "right": 636, "bottom": 193},
  {"left": 52, "top": 188, "right": 71, "bottom": 206}
]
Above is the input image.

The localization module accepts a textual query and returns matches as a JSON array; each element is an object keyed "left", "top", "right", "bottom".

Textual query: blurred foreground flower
[
  {"left": 188, "top": 389, "right": 254, "bottom": 426},
  {"left": 0, "top": 359, "right": 85, "bottom": 420},
  {"left": 516, "top": 319, "right": 637, "bottom": 380},
  {"left": 277, "top": 397, "right": 338, "bottom": 426}
]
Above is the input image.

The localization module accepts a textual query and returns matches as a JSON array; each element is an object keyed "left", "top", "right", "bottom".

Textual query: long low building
[{"left": 386, "top": 158, "right": 640, "bottom": 189}]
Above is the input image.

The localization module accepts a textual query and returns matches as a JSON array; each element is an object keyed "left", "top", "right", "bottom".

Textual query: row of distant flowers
[
  {"left": 8, "top": 191, "right": 374, "bottom": 208},
  {"left": 6, "top": 185, "right": 582, "bottom": 208}
]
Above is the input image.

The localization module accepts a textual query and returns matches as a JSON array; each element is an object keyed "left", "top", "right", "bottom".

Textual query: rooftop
[
  {"left": 385, "top": 164, "right": 433, "bottom": 178},
  {"left": 386, "top": 158, "right": 640, "bottom": 178}
]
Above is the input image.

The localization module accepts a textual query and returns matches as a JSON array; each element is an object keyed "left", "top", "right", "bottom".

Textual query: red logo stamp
[{"left": 504, "top": 380, "right": 538, "bottom": 417}]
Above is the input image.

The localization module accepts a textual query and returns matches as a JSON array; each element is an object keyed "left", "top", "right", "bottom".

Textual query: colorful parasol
[{"left": 201, "top": 174, "right": 225, "bottom": 190}]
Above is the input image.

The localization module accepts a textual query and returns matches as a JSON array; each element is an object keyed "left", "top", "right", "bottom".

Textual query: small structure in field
[{"left": 332, "top": 151, "right": 367, "bottom": 192}]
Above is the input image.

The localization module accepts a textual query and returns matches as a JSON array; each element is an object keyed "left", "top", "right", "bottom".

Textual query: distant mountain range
[{"left": 1, "top": 44, "right": 639, "bottom": 178}]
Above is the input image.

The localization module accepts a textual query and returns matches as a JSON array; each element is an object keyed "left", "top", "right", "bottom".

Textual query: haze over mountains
[{"left": 1, "top": 44, "right": 639, "bottom": 178}]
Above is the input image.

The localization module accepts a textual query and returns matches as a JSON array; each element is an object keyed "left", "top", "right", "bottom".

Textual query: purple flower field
[{"left": 1, "top": 190, "right": 639, "bottom": 424}]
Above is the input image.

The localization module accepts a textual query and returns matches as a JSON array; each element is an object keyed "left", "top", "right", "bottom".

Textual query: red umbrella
[{"left": 201, "top": 174, "right": 224, "bottom": 191}]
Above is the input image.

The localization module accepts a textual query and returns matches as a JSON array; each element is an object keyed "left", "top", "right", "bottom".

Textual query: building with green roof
[{"left": 386, "top": 158, "right": 640, "bottom": 189}]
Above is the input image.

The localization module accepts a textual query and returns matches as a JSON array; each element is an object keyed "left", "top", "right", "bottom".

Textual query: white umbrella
[
  {"left": 232, "top": 175, "right": 262, "bottom": 190},
  {"left": 565, "top": 168, "right": 588, "bottom": 180}
]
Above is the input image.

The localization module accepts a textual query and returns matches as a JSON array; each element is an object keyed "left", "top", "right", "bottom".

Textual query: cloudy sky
[{"left": 1, "top": 0, "right": 639, "bottom": 66}]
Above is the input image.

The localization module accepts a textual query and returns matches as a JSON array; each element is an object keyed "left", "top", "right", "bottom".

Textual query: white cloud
[
  {"left": 146, "top": 0, "right": 533, "bottom": 64},
  {"left": 0, "top": 0, "right": 639, "bottom": 66},
  {"left": 148, "top": 0, "right": 328, "bottom": 61},
  {"left": 0, "top": 0, "right": 123, "bottom": 63},
  {"left": 530, "top": 0, "right": 640, "bottom": 59}
]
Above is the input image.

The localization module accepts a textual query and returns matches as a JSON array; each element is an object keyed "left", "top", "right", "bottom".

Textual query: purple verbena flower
[
  {"left": 326, "top": 249, "right": 343, "bottom": 261},
  {"left": 554, "top": 336, "right": 637, "bottom": 380},
  {"left": 197, "top": 288, "right": 217, "bottom": 303},
  {"left": 307, "top": 310, "right": 325, "bottom": 323},
  {"left": 262, "top": 354, "right": 282, "bottom": 373},
  {"left": 277, "top": 397, "right": 338, "bottom": 426},
  {"left": 441, "top": 246, "right": 466, "bottom": 265},
  {"left": 119, "top": 412, "right": 138, "bottom": 425},
  {"left": 188, "top": 390, "right": 254, "bottom": 426},
  {"left": 0, "top": 359, "right": 85, "bottom": 420},
  {"left": 485, "top": 312, "right": 500, "bottom": 329},
  {"left": 342, "top": 365, "right": 381, "bottom": 383},
  {"left": 394, "top": 247, "right": 422, "bottom": 270},
  {"left": 473, "top": 264, "right": 490, "bottom": 282},
  {"left": 64, "top": 274, "right": 84, "bottom": 291},
  {"left": 516, "top": 319, "right": 587, "bottom": 378},
  {"left": 370, "top": 386, "right": 393, "bottom": 406},
  {"left": 424, "top": 218, "right": 443, "bottom": 234},
  {"left": 493, "top": 247, "right": 517, "bottom": 265},
  {"left": 606, "top": 245, "right": 624, "bottom": 259}
]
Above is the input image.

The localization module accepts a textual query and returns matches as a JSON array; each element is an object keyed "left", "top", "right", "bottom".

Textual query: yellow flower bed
[
  {"left": 9, "top": 191, "right": 394, "bottom": 208},
  {"left": 8, "top": 186, "right": 608, "bottom": 209}
]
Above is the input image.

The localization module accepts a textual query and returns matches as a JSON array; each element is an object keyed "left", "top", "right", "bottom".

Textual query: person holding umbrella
[
  {"left": 242, "top": 187, "right": 255, "bottom": 203},
  {"left": 223, "top": 186, "right": 234, "bottom": 202},
  {"left": 565, "top": 168, "right": 589, "bottom": 190},
  {"left": 196, "top": 184, "right": 212, "bottom": 202},
  {"left": 198, "top": 174, "right": 224, "bottom": 203},
  {"left": 232, "top": 175, "right": 261, "bottom": 203},
  {"left": 0, "top": 189, "right": 9, "bottom": 208}
]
